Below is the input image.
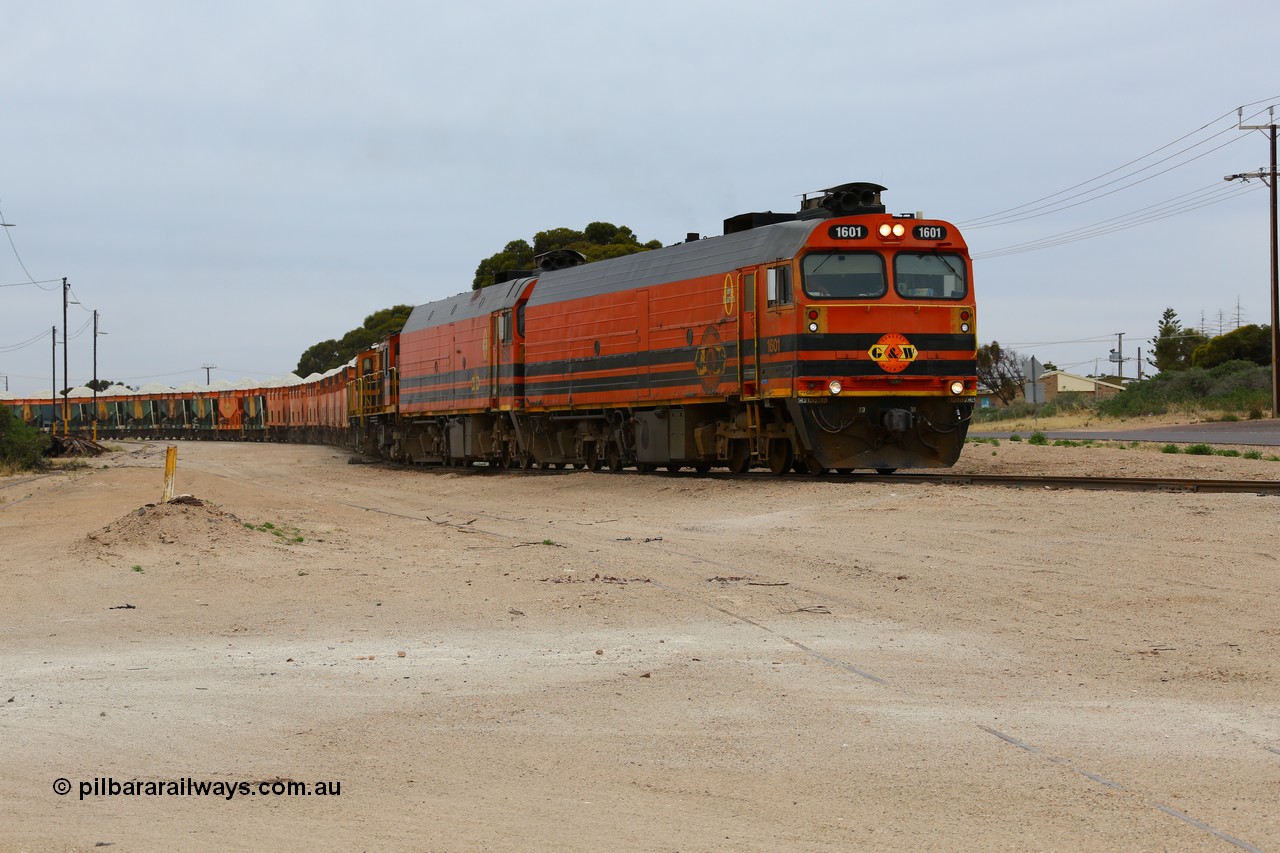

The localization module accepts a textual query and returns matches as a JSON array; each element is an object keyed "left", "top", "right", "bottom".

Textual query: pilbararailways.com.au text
[{"left": 54, "top": 777, "right": 342, "bottom": 801}]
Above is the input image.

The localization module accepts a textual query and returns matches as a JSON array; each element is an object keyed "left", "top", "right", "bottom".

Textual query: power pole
[
  {"left": 202, "top": 363, "right": 217, "bottom": 385},
  {"left": 61, "top": 277, "right": 69, "bottom": 431},
  {"left": 50, "top": 326, "right": 56, "bottom": 431},
  {"left": 1226, "top": 104, "right": 1278, "bottom": 417},
  {"left": 93, "top": 310, "right": 100, "bottom": 436},
  {"left": 1109, "top": 332, "right": 1125, "bottom": 382}
]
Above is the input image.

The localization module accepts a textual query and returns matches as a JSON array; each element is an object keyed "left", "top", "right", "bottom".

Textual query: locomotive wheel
[
  {"left": 585, "top": 444, "right": 602, "bottom": 472},
  {"left": 605, "top": 445, "right": 624, "bottom": 473},
  {"left": 692, "top": 460, "right": 712, "bottom": 475},
  {"left": 520, "top": 453, "right": 535, "bottom": 470},
  {"left": 767, "top": 440, "right": 793, "bottom": 477},
  {"left": 637, "top": 462, "right": 657, "bottom": 474},
  {"left": 727, "top": 439, "right": 750, "bottom": 475},
  {"left": 876, "top": 467, "right": 897, "bottom": 475}
]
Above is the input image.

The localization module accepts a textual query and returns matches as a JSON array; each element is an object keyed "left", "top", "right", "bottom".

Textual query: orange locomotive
[
  {"left": 12, "top": 182, "right": 976, "bottom": 474},
  {"left": 354, "top": 182, "right": 977, "bottom": 474}
]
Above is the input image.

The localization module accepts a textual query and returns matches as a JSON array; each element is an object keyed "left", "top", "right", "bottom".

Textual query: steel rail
[
  {"left": 880, "top": 471, "right": 1280, "bottom": 495},
  {"left": 454, "top": 465, "right": 1280, "bottom": 495}
]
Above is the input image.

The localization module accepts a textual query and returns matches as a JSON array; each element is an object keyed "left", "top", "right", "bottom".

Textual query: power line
[
  {"left": 65, "top": 315, "right": 94, "bottom": 341},
  {"left": 960, "top": 97, "right": 1280, "bottom": 228},
  {"left": 1001, "top": 335, "right": 1117, "bottom": 347},
  {"left": 0, "top": 327, "right": 52, "bottom": 353},
  {"left": 0, "top": 199, "right": 44, "bottom": 285},
  {"left": 66, "top": 284, "right": 94, "bottom": 312},
  {"left": 0, "top": 278, "right": 62, "bottom": 289},
  {"left": 962, "top": 118, "right": 1258, "bottom": 230},
  {"left": 974, "top": 179, "right": 1262, "bottom": 259}
]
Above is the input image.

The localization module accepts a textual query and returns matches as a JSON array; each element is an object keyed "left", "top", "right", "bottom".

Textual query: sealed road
[{"left": 971, "top": 417, "right": 1280, "bottom": 446}]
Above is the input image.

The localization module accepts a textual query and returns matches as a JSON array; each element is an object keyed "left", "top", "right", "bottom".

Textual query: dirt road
[{"left": 2, "top": 440, "right": 1277, "bottom": 851}]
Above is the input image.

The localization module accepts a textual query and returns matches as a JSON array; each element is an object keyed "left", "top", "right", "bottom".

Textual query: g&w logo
[{"left": 868, "top": 333, "right": 917, "bottom": 374}]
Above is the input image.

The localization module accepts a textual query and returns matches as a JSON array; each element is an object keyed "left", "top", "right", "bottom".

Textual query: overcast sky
[{"left": 2, "top": 1, "right": 1277, "bottom": 395}]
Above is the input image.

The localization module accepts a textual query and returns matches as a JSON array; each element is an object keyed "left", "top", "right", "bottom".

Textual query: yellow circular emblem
[{"left": 868, "top": 333, "right": 918, "bottom": 374}]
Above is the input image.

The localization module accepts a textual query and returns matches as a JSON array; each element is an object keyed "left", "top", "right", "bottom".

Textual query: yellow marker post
[{"left": 162, "top": 446, "right": 177, "bottom": 502}]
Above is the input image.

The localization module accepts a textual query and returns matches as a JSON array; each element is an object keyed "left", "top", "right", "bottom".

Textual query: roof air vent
[
  {"left": 801, "top": 182, "right": 888, "bottom": 218},
  {"left": 535, "top": 249, "right": 588, "bottom": 272}
]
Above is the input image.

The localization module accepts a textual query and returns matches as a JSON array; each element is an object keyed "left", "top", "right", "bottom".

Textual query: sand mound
[{"left": 81, "top": 496, "right": 255, "bottom": 552}]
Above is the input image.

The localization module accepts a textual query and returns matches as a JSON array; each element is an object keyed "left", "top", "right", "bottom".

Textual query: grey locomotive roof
[
  {"left": 526, "top": 219, "right": 822, "bottom": 307},
  {"left": 400, "top": 217, "right": 822, "bottom": 334},
  {"left": 401, "top": 276, "right": 533, "bottom": 334}
]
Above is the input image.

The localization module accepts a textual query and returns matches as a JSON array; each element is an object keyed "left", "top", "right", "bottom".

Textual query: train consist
[{"left": 6, "top": 183, "right": 978, "bottom": 474}]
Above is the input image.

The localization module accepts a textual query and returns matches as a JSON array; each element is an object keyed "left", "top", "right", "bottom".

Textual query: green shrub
[
  {"left": 1098, "top": 360, "right": 1271, "bottom": 418},
  {"left": 1028, "top": 431, "right": 1049, "bottom": 445},
  {"left": 0, "top": 408, "right": 49, "bottom": 472},
  {"left": 1161, "top": 444, "right": 1181, "bottom": 454},
  {"left": 972, "top": 392, "right": 1099, "bottom": 424},
  {"left": 1184, "top": 444, "right": 1214, "bottom": 456}
]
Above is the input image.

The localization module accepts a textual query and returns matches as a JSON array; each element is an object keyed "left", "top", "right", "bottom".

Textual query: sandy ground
[{"left": 2, "top": 435, "right": 1278, "bottom": 852}]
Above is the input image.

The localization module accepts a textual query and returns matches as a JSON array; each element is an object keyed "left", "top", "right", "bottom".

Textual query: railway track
[
  {"left": 880, "top": 470, "right": 1280, "bottom": 495},
  {"left": 411, "top": 461, "right": 1280, "bottom": 495}
]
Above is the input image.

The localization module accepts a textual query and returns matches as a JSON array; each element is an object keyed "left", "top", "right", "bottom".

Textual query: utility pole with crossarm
[{"left": 1225, "top": 105, "right": 1278, "bottom": 417}]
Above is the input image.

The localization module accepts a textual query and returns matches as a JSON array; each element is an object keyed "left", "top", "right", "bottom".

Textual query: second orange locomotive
[{"left": 352, "top": 182, "right": 978, "bottom": 474}]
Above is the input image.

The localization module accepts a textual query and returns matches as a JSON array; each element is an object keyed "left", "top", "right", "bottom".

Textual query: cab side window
[{"left": 766, "top": 266, "right": 792, "bottom": 307}]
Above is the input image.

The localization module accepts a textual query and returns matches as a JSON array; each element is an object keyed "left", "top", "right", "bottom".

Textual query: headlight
[
  {"left": 960, "top": 323, "right": 970, "bottom": 333},
  {"left": 949, "top": 381, "right": 965, "bottom": 395},
  {"left": 828, "top": 380, "right": 843, "bottom": 395},
  {"left": 808, "top": 322, "right": 819, "bottom": 333}
]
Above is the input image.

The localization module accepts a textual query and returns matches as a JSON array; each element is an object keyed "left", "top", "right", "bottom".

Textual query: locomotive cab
[{"left": 780, "top": 202, "right": 977, "bottom": 471}]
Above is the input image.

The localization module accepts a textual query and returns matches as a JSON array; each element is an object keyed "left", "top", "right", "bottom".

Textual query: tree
[
  {"left": 1147, "top": 307, "right": 1207, "bottom": 373},
  {"left": 472, "top": 222, "right": 663, "bottom": 289},
  {"left": 295, "top": 305, "right": 415, "bottom": 377},
  {"left": 976, "top": 341, "right": 1024, "bottom": 405},
  {"left": 1190, "top": 323, "right": 1272, "bottom": 369}
]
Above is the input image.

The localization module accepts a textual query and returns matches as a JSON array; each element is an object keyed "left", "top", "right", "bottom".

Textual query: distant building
[
  {"left": 978, "top": 370, "right": 1124, "bottom": 409},
  {"left": 1036, "top": 370, "right": 1124, "bottom": 403}
]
